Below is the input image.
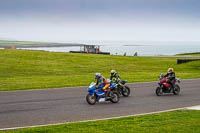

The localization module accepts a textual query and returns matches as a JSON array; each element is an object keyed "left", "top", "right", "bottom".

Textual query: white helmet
[{"left": 94, "top": 73, "right": 101, "bottom": 79}]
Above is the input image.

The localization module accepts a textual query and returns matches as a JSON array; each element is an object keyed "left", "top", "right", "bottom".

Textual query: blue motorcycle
[{"left": 86, "top": 82, "right": 120, "bottom": 105}]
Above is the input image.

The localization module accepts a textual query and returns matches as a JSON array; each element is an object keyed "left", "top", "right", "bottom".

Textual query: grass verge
[
  {"left": 1, "top": 110, "right": 200, "bottom": 133},
  {"left": 0, "top": 49, "right": 200, "bottom": 91}
]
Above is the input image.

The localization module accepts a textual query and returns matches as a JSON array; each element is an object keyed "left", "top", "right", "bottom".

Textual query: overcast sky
[{"left": 0, "top": 0, "right": 200, "bottom": 42}]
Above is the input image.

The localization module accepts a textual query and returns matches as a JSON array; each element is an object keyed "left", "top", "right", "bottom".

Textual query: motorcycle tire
[
  {"left": 110, "top": 91, "right": 120, "bottom": 103},
  {"left": 156, "top": 87, "right": 162, "bottom": 96},
  {"left": 86, "top": 93, "right": 97, "bottom": 105},
  {"left": 122, "top": 85, "right": 131, "bottom": 97},
  {"left": 173, "top": 84, "right": 180, "bottom": 95}
]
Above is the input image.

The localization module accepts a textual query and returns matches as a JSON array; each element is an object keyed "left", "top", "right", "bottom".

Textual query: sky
[{"left": 0, "top": 0, "right": 200, "bottom": 42}]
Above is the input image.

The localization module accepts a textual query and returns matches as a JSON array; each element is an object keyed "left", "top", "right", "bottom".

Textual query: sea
[{"left": 19, "top": 41, "right": 200, "bottom": 56}]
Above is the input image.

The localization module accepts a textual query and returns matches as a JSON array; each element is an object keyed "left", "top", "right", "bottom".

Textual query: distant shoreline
[
  {"left": 0, "top": 40, "right": 86, "bottom": 48},
  {"left": 0, "top": 43, "right": 86, "bottom": 48},
  {"left": 123, "top": 45, "right": 149, "bottom": 46}
]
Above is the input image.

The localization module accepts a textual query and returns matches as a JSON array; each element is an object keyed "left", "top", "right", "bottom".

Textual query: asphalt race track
[{"left": 0, "top": 79, "right": 200, "bottom": 129}]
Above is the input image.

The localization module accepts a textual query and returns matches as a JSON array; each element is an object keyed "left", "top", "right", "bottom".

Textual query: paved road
[{"left": 0, "top": 79, "right": 200, "bottom": 129}]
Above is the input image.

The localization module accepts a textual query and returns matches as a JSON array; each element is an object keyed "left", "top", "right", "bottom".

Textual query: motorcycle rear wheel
[
  {"left": 86, "top": 93, "right": 97, "bottom": 105},
  {"left": 122, "top": 85, "right": 131, "bottom": 97},
  {"left": 173, "top": 85, "right": 180, "bottom": 95},
  {"left": 156, "top": 87, "right": 162, "bottom": 96},
  {"left": 110, "top": 91, "right": 120, "bottom": 103}
]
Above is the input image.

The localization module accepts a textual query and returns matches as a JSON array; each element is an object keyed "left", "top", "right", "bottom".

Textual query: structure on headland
[
  {"left": 0, "top": 42, "right": 110, "bottom": 55},
  {"left": 70, "top": 45, "right": 110, "bottom": 55},
  {"left": 4, "top": 46, "right": 16, "bottom": 49}
]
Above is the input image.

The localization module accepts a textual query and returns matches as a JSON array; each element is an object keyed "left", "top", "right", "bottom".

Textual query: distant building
[
  {"left": 4, "top": 46, "right": 16, "bottom": 49},
  {"left": 70, "top": 45, "right": 110, "bottom": 55},
  {"left": 83, "top": 45, "right": 100, "bottom": 53}
]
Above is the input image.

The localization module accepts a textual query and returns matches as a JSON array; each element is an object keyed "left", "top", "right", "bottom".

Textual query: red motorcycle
[{"left": 156, "top": 73, "right": 180, "bottom": 96}]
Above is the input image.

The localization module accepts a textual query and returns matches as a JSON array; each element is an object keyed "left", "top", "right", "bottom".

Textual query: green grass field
[
  {"left": 1, "top": 110, "right": 200, "bottom": 133},
  {"left": 0, "top": 49, "right": 200, "bottom": 91}
]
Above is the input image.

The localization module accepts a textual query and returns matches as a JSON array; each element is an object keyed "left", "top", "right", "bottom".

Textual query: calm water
[{"left": 19, "top": 41, "right": 200, "bottom": 56}]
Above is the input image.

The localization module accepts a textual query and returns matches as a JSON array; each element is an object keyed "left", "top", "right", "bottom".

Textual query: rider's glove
[
  {"left": 95, "top": 85, "right": 98, "bottom": 89},
  {"left": 103, "top": 87, "right": 107, "bottom": 92}
]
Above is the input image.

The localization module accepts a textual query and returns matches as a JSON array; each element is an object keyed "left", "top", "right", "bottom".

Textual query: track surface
[{"left": 0, "top": 79, "right": 200, "bottom": 129}]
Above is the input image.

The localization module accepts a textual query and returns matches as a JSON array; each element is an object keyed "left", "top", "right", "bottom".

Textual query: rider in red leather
[{"left": 164, "top": 68, "right": 175, "bottom": 89}]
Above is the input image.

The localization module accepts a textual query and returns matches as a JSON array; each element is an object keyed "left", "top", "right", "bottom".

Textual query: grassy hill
[{"left": 0, "top": 49, "right": 200, "bottom": 91}]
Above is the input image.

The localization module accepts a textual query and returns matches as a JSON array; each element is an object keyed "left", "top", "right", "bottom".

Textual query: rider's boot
[
  {"left": 105, "top": 91, "right": 111, "bottom": 101},
  {"left": 105, "top": 91, "right": 108, "bottom": 100},
  {"left": 170, "top": 84, "right": 175, "bottom": 92}
]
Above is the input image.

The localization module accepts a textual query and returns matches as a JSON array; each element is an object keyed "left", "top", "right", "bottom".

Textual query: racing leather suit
[
  {"left": 110, "top": 73, "right": 121, "bottom": 83},
  {"left": 96, "top": 76, "right": 110, "bottom": 91},
  {"left": 164, "top": 72, "right": 175, "bottom": 89}
]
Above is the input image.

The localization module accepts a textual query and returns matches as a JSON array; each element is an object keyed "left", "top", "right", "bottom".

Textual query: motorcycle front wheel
[
  {"left": 122, "top": 85, "right": 131, "bottom": 97},
  {"left": 110, "top": 91, "right": 120, "bottom": 103},
  {"left": 173, "top": 85, "right": 180, "bottom": 95},
  {"left": 156, "top": 87, "right": 162, "bottom": 96},
  {"left": 86, "top": 93, "right": 97, "bottom": 105}
]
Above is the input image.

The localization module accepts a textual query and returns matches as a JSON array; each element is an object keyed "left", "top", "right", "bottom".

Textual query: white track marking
[
  {"left": 186, "top": 105, "right": 200, "bottom": 110},
  {"left": 1, "top": 105, "right": 199, "bottom": 131}
]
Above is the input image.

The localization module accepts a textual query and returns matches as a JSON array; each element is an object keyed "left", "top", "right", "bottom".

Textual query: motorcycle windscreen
[{"left": 88, "top": 85, "right": 95, "bottom": 92}]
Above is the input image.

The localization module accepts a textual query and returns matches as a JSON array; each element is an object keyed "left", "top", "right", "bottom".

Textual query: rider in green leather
[{"left": 110, "top": 70, "right": 121, "bottom": 83}]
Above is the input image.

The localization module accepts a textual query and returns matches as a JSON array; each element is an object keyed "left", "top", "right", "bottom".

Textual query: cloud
[
  {"left": 0, "top": 0, "right": 200, "bottom": 41},
  {"left": 1, "top": 0, "right": 200, "bottom": 18}
]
